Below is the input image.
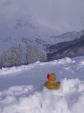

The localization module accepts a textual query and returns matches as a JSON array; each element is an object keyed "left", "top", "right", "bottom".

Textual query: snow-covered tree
[{"left": 0, "top": 42, "right": 47, "bottom": 67}]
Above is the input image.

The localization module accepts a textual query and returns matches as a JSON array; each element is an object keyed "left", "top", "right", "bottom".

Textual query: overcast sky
[{"left": 0, "top": 0, "right": 84, "bottom": 33}]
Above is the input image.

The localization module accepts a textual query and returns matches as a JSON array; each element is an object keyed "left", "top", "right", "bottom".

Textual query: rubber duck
[{"left": 44, "top": 73, "right": 61, "bottom": 90}]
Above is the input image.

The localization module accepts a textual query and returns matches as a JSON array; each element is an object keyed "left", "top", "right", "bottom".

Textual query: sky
[
  {"left": 27, "top": 0, "right": 84, "bottom": 32},
  {"left": 0, "top": 0, "right": 84, "bottom": 33}
]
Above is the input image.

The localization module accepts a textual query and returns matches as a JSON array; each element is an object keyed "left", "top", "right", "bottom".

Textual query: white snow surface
[{"left": 0, "top": 57, "right": 84, "bottom": 113}]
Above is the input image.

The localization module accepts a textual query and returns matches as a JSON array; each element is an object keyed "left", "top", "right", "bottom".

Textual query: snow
[
  {"left": 0, "top": 56, "right": 84, "bottom": 113},
  {"left": 0, "top": 79, "right": 84, "bottom": 113}
]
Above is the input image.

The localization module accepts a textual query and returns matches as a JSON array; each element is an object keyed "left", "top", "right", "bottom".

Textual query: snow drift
[
  {"left": 0, "top": 79, "right": 84, "bottom": 113},
  {"left": 0, "top": 57, "right": 84, "bottom": 113}
]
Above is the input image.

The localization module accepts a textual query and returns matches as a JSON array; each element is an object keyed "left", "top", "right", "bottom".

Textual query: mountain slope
[
  {"left": 49, "top": 31, "right": 84, "bottom": 44},
  {"left": 0, "top": 31, "right": 84, "bottom": 68},
  {"left": 47, "top": 35, "right": 84, "bottom": 61}
]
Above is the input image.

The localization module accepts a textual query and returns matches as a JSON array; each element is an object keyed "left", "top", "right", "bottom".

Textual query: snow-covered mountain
[
  {"left": 0, "top": 0, "right": 84, "bottom": 67},
  {"left": 0, "top": 56, "right": 84, "bottom": 113},
  {"left": 0, "top": 27, "right": 84, "bottom": 67},
  {"left": 47, "top": 34, "right": 84, "bottom": 61},
  {"left": 49, "top": 30, "right": 84, "bottom": 44}
]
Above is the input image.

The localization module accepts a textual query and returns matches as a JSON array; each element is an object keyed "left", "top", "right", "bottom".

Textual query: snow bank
[
  {"left": 0, "top": 61, "right": 40, "bottom": 76},
  {"left": 0, "top": 79, "right": 84, "bottom": 113},
  {"left": 0, "top": 56, "right": 84, "bottom": 113},
  {"left": 0, "top": 57, "right": 79, "bottom": 76}
]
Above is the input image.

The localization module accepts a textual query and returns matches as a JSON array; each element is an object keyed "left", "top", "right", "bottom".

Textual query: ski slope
[{"left": 0, "top": 57, "right": 84, "bottom": 113}]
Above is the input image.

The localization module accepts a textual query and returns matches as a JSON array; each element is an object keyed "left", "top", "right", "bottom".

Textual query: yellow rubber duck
[{"left": 44, "top": 73, "right": 61, "bottom": 90}]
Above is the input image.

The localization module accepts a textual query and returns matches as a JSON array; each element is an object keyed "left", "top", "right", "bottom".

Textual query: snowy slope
[{"left": 0, "top": 56, "right": 84, "bottom": 113}]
